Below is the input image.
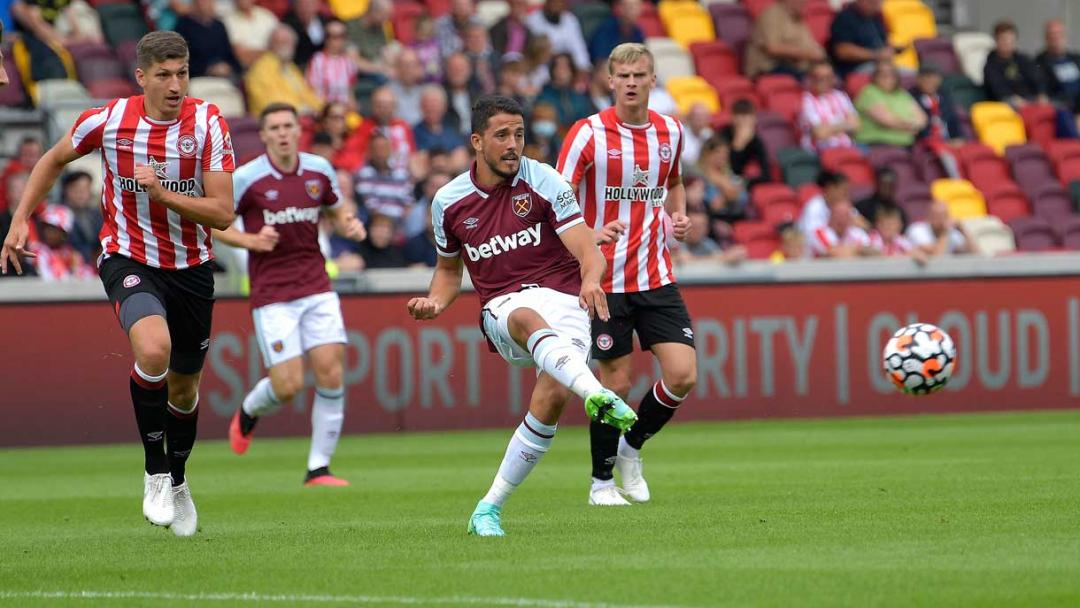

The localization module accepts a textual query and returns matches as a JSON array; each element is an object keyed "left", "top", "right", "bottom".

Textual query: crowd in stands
[{"left": 4, "top": 0, "right": 1080, "bottom": 282}]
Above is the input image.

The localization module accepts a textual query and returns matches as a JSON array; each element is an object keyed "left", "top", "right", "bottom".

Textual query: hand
[
  {"left": 338, "top": 212, "right": 367, "bottom": 242},
  {"left": 595, "top": 220, "right": 626, "bottom": 245},
  {"left": 877, "top": 46, "right": 896, "bottom": 61},
  {"left": 407, "top": 296, "right": 443, "bottom": 320},
  {"left": 134, "top": 164, "right": 165, "bottom": 201},
  {"left": 579, "top": 279, "right": 609, "bottom": 321},
  {"left": 250, "top": 226, "right": 279, "bottom": 253},
  {"left": 0, "top": 216, "right": 36, "bottom": 275},
  {"left": 671, "top": 212, "right": 691, "bottom": 242}
]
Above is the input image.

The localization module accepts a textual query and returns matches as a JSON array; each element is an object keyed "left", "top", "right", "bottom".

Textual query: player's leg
[
  {"left": 586, "top": 292, "right": 636, "bottom": 506},
  {"left": 298, "top": 293, "right": 350, "bottom": 486},
  {"left": 469, "top": 373, "right": 569, "bottom": 537}
]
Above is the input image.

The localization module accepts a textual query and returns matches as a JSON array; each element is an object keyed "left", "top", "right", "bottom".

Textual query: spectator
[
  {"left": 869, "top": 204, "right": 922, "bottom": 260},
  {"left": 911, "top": 63, "right": 962, "bottom": 143},
  {"left": 855, "top": 61, "right": 927, "bottom": 147},
  {"left": 536, "top": 53, "right": 594, "bottom": 128},
  {"left": 347, "top": 0, "right": 393, "bottom": 82},
  {"left": 31, "top": 205, "right": 95, "bottom": 281},
  {"left": 523, "top": 35, "right": 554, "bottom": 94},
  {"left": 798, "top": 170, "right": 853, "bottom": 239},
  {"left": 525, "top": 0, "right": 591, "bottom": 72},
  {"left": 306, "top": 19, "right": 359, "bottom": 106},
  {"left": 11, "top": 0, "right": 98, "bottom": 80},
  {"left": 174, "top": 0, "right": 241, "bottom": 78},
  {"left": 390, "top": 48, "right": 427, "bottom": 126},
  {"left": 54, "top": 0, "right": 103, "bottom": 44},
  {"left": 855, "top": 167, "right": 907, "bottom": 227},
  {"left": 444, "top": 52, "right": 476, "bottom": 135},
  {"left": 1, "top": 171, "right": 41, "bottom": 276},
  {"left": 323, "top": 199, "right": 365, "bottom": 272},
  {"left": 745, "top": 0, "right": 826, "bottom": 79},
  {"left": 245, "top": 25, "right": 324, "bottom": 117},
  {"left": 346, "top": 86, "right": 419, "bottom": 175},
  {"left": 0, "top": 136, "right": 43, "bottom": 213},
  {"left": 411, "top": 15, "right": 444, "bottom": 84},
  {"left": 60, "top": 170, "right": 101, "bottom": 264},
  {"left": 984, "top": 20, "right": 1048, "bottom": 109},
  {"left": 588, "top": 58, "right": 613, "bottom": 112},
  {"left": 770, "top": 221, "right": 808, "bottom": 262},
  {"left": 354, "top": 132, "right": 415, "bottom": 223},
  {"left": 672, "top": 209, "right": 747, "bottom": 266},
  {"left": 828, "top": 0, "right": 892, "bottom": 79},
  {"left": 283, "top": 0, "right": 326, "bottom": 68},
  {"left": 524, "top": 102, "right": 561, "bottom": 164},
  {"left": 721, "top": 98, "right": 771, "bottom": 188},
  {"left": 463, "top": 22, "right": 497, "bottom": 95},
  {"left": 402, "top": 172, "right": 452, "bottom": 238},
  {"left": 1038, "top": 19, "right": 1080, "bottom": 113},
  {"left": 435, "top": 0, "right": 480, "bottom": 60},
  {"left": 403, "top": 206, "right": 437, "bottom": 267},
  {"left": 0, "top": 20, "right": 8, "bottom": 88},
  {"left": 906, "top": 200, "right": 976, "bottom": 256},
  {"left": 491, "top": 0, "right": 535, "bottom": 59},
  {"left": 809, "top": 199, "right": 873, "bottom": 258},
  {"left": 800, "top": 61, "right": 860, "bottom": 152},
  {"left": 681, "top": 103, "right": 714, "bottom": 167},
  {"left": 414, "top": 85, "right": 469, "bottom": 168},
  {"left": 142, "top": 0, "right": 188, "bottom": 32},
  {"left": 309, "top": 131, "right": 336, "bottom": 162},
  {"left": 589, "top": 0, "right": 644, "bottom": 64},
  {"left": 698, "top": 134, "right": 749, "bottom": 224},
  {"left": 223, "top": 0, "right": 279, "bottom": 68},
  {"left": 355, "top": 213, "right": 406, "bottom": 268},
  {"left": 495, "top": 54, "right": 532, "bottom": 107}
]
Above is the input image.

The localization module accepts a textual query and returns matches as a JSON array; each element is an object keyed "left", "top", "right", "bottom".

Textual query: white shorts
[
  {"left": 252, "top": 292, "right": 347, "bottom": 368},
  {"left": 481, "top": 287, "right": 591, "bottom": 369}
]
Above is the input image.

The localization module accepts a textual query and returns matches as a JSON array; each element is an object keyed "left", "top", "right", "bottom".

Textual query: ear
[
  {"left": 470, "top": 132, "right": 483, "bottom": 154},
  {"left": 135, "top": 67, "right": 146, "bottom": 88}
]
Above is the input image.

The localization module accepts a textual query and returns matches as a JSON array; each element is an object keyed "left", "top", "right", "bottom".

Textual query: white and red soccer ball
[{"left": 882, "top": 323, "right": 957, "bottom": 395}]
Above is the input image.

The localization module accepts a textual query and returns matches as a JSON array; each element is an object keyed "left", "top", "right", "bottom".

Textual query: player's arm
[
  {"left": 211, "top": 225, "right": 279, "bottom": 253},
  {"left": 559, "top": 222, "right": 609, "bottom": 322},
  {"left": 407, "top": 254, "right": 464, "bottom": 320},
  {"left": 136, "top": 169, "right": 235, "bottom": 230},
  {"left": 1, "top": 134, "right": 86, "bottom": 274}
]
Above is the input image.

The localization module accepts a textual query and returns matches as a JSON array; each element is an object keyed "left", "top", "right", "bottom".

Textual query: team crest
[
  {"left": 122, "top": 275, "right": 141, "bottom": 288},
  {"left": 305, "top": 179, "right": 322, "bottom": 200},
  {"left": 659, "top": 143, "right": 673, "bottom": 162},
  {"left": 177, "top": 134, "right": 198, "bottom": 158},
  {"left": 272, "top": 340, "right": 284, "bottom": 353},
  {"left": 596, "top": 333, "right": 614, "bottom": 351},
  {"left": 512, "top": 193, "right": 532, "bottom": 217}
]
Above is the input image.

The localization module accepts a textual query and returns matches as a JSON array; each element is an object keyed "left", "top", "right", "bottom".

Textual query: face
[
  {"left": 732, "top": 110, "right": 757, "bottom": 131},
  {"left": 706, "top": 141, "right": 730, "bottom": 170},
  {"left": 545, "top": 0, "right": 566, "bottom": 16},
  {"left": 420, "top": 90, "right": 447, "bottom": 122},
  {"left": 326, "top": 22, "right": 348, "bottom": 53},
  {"left": 18, "top": 140, "right": 43, "bottom": 166},
  {"left": 260, "top": 110, "right": 301, "bottom": 158},
  {"left": 876, "top": 213, "right": 901, "bottom": 238},
  {"left": 617, "top": 0, "right": 642, "bottom": 22},
  {"left": 824, "top": 180, "right": 850, "bottom": 206},
  {"left": 369, "top": 136, "right": 392, "bottom": 166},
  {"left": 397, "top": 50, "right": 424, "bottom": 85},
  {"left": 809, "top": 65, "right": 835, "bottom": 94},
  {"left": 41, "top": 224, "right": 67, "bottom": 248},
  {"left": 687, "top": 103, "right": 711, "bottom": 130},
  {"left": 271, "top": 27, "right": 297, "bottom": 62},
  {"left": 877, "top": 173, "right": 897, "bottom": 199},
  {"left": 236, "top": 0, "right": 255, "bottom": 10},
  {"left": 64, "top": 177, "right": 93, "bottom": 208},
  {"left": 997, "top": 29, "right": 1017, "bottom": 55},
  {"left": 917, "top": 72, "right": 941, "bottom": 94},
  {"left": 368, "top": 216, "right": 395, "bottom": 247},
  {"left": 857, "top": 0, "right": 882, "bottom": 15},
  {"left": 446, "top": 54, "right": 472, "bottom": 87},
  {"left": 928, "top": 201, "right": 949, "bottom": 230},
  {"left": 452, "top": 0, "right": 473, "bottom": 18},
  {"left": 193, "top": 0, "right": 215, "bottom": 18},
  {"left": 371, "top": 89, "right": 397, "bottom": 123},
  {"left": 7, "top": 173, "right": 28, "bottom": 206},
  {"left": 322, "top": 103, "right": 349, "bottom": 136},
  {"left": 465, "top": 26, "right": 489, "bottom": 53},
  {"left": 874, "top": 64, "right": 899, "bottom": 91},
  {"left": 552, "top": 55, "right": 574, "bottom": 87},
  {"left": 296, "top": 0, "right": 319, "bottom": 21},
  {"left": 830, "top": 201, "right": 853, "bottom": 232},
  {"left": 137, "top": 57, "right": 189, "bottom": 117},
  {"left": 1047, "top": 21, "right": 1067, "bottom": 54},
  {"left": 609, "top": 56, "right": 655, "bottom": 111},
  {"left": 424, "top": 173, "right": 451, "bottom": 199},
  {"left": 780, "top": 229, "right": 805, "bottom": 258},
  {"left": 472, "top": 112, "right": 525, "bottom": 180}
]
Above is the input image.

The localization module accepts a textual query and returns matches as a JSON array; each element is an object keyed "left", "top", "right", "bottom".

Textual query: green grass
[{"left": 1, "top": 411, "right": 1079, "bottom": 608}]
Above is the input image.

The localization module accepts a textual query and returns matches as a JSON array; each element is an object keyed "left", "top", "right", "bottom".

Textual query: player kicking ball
[
  {"left": 407, "top": 95, "right": 637, "bottom": 537},
  {"left": 2, "top": 32, "right": 235, "bottom": 536},
  {"left": 217, "top": 103, "right": 366, "bottom": 486}
]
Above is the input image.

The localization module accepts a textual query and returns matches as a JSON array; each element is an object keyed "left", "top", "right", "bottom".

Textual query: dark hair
[
  {"left": 471, "top": 95, "right": 525, "bottom": 135},
  {"left": 136, "top": 31, "right": 189, "bottom": 70},
  {"left": 258, "top": 102, "right": 299, "bottom": 129},
  {"left": 816, "top": 170, "right": 848, "bottom": 189},
  {"left": 19, "top": 135, "right": 42, "bottom": 148},
  {"left": 875, "top": 204, "right": 902, "bottom": 222},
  {"left": 876, "top": 166, "right": 897, "bottom": 182},
  {"left": 731, "top": 98, "right": 756, "bottom": 115},
  {"left": 994, "top": 21, "right": 1017, "bottom": 38},
  {"left": 312, "top": 132, "right": 334, "bottom": 146},
  {"left": 61, "top": 171, "right": 92, "bottom": 189}
]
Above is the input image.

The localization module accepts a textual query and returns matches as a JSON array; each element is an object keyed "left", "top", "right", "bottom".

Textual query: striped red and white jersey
[
  {"left": 70, "top": 95, "right": 235, "bottom": 270},
  {"left": 557, "top": 108, "right": 684, "bottom": 294},
  {"left": 811, "top": 225, "right": 871, "bottom": 257},
  {"left": 306, "top": 51, "right": 356, "bottom": 105}
]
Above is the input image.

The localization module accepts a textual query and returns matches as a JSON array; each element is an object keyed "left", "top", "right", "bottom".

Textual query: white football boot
[
  {"left": 616, "top": 453, "right": 651, "bottom": 503},
  {"left": 143, "top": 472, "right": 175, "bottom": 526},
  {"left": 588, "top": 483, "right": 632, "bottom": 506},
  {"left": 170, "top": 481, "right": 198, "bottom": 537}
]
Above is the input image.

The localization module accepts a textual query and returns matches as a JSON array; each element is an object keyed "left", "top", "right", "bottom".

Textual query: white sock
[
  {"left": 482, "top": 412, "right": 558, "bottom": 507},
  {"left": 618, "top": 435, "right": 640, "bottom": 460},
  {"left": 526, "top": 329, "right": 603, "bottom": 399},
  {"left": 591, "top": 476, "right": 615, "bottom": 489},
  {"left": 308, "top": 385, "right": 345, "bottom": 472},
  {"left": 242, "top": 377, "right": 281, "bottom": 418}
]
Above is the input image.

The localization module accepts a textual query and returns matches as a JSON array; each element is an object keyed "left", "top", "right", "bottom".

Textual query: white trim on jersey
[
  {"left": 102, "top": 98, "right": 131, "bottom": 260},
  {"left": 431, "top": 171, "right": 475, "bottom": 257}
]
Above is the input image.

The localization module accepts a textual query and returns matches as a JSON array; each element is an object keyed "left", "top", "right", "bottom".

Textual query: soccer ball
[{"left": 882, "top": 323, "right": 957, "bottom": 395}]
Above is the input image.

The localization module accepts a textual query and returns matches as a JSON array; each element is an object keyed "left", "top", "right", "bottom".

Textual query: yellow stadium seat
[
  {"left": 666, "top": 76, "right": 720, "bottom": 115},
  {"left": 657, "top": 1, "right": 715, "bottom": 48},
  {"left": 971, "top": 101, "right": 1027, "bottom": 155},
  {"left": 883, "top": 0, "right": 936, "bottom": 70},
  {"left": 931, "top": 179, "right": 987, "bottom": 220}
]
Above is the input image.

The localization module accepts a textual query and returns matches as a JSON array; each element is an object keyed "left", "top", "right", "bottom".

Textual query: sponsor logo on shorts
[
  {"left": 683, "top": 327, "right": 694, "bottom": 340},
  {"left": 518, "top": 450, "right": 538, "bottom": 463},
  {"left": 145, "top": 431, "right": 164, "bottom": 441},
  {"left": 200, "top": 338, "right": 210, "bottom": 350},
  {"left": 512, "top": 193, "right": 532, "bottom": 217},
  {"left": 123, "top": 275, "right": 141, "bottom": 288},
  {"left": 596, "top": 333, "right": 614, "bottom": 351},
  {"left": 177, "top": 134, "right": 198, "bottom": 157},
  {"left": 272, "top": 340, "right": 284, "bottom": 353}
]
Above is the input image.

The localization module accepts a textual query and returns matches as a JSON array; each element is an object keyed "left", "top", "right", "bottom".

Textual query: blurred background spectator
[
  {"left": 245, "top": 24, "right": 323, "bottom": 116},
  {"left": 855, "top": 61, "right": 927, "bottom": 147},
  {"left": 800, "top": 61, "right": 860, "bottom": 152},
  {"left": 745, "top": 0, "right": 824, "bottom": 79},
  {"left": 906, "top": 200, "right": 976, "bottom": 256}
]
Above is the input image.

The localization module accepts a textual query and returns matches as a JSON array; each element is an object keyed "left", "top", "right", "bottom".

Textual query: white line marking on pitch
[{"left": 0, "top": 590, "right": 697, "bottom": 608}]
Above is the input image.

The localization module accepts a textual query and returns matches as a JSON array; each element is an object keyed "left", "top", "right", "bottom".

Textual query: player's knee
[
  {"left": 506, "top": 307, "right": 547, "bottom": 340},
  {"left": 531, "top": 384, "right": 570, "bottom": 422},
  {"left": 664, "top": 366, "right": 697, "bottom": 398},
  {"left": 601, "top": 366, "right": 634, "bottom": 399},
  {"left": 271, "top": 374, "right": 303, "bottom": 402},
  {"left": 169, "top": 385, "right": 199, "bottom": 410},
  {"left": 135, "top": 340, "right": 171, "bottom": 376},
  {"left": 313, "top": 363, "right": 344, "bottom": 390}
]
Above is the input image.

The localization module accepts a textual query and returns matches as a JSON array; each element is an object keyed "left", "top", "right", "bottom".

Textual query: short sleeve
[
  {"left": 668, "top": 119, "right": 685, "bottom": 185},
  {"left": 431, "top": 192, "right": 461, "bottom": 257},
  {"left": 70, "top": 105, "right": 110, "bottom": 155},
  {"left": 556, "top": 119, "right": 595, "bottom": 187},
  {"left": 305, "top": 154, "right": 344, "bottom": 208},
  {"left": 202, "top": 106, "right": 236, "bottom": 173},
  {"left": 531, "top": 159, "right": 584, "bottom": 234}
]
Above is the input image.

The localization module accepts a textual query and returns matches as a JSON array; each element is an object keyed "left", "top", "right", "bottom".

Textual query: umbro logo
[
  {"left": 146, "top": 431, "right": 164, "bottom": 441},
  {"left": 266, "top": 189, "right": 279, "bottom": 201},
  {"left": 172, "top": 450, "right": 191, "bottom": 458},
  {"left": 463, "top": 217, "right": 480, "bottom": 229},
  {"left": 117, "top": 138, "right": 134, "bottom": 150},
  {"left": 683, "top": 327, "right": 694, "bottom": 339},
  {"left": 200, "top": 339, "right": 210, "bottom": 350},
  {"left": 518, "top": 450, "right": 538, "bottom": 463},
  {"left": 608, "top": 149, "right": 622, "bottom": 158}
]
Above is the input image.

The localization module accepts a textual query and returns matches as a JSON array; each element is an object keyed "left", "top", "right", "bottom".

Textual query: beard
[{"left": 485, "top": 151, "right": 520, "bottom": 180}]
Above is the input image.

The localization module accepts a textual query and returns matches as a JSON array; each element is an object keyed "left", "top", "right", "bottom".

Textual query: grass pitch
[{"left": 1, "top": 411, "right": 1078, "bottom": 608}]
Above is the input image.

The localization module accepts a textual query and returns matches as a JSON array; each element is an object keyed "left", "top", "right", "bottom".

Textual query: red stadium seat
[
  {"left": 868, "top": 145, "right": 921, "bottom": 184},
  {"left": 733, "top": 220, "right": 780, "bottom": 259},
  {"left": 1008, "top": 217, "right": 1059, "bottom": 251},
  {"left": 257, "top": 0, "right": 290, "bottom": 20},
  {"left": 1047, "top": 139, "right": 1080, "bottom": 164},
  {"left": 821, "top": 148, "right": 875, "bottom": 186},
  {"left": 756, "top": 74, "right": 803, "bottom": 123},
  {"left": 956, "top": 142, "right": 996, "bottom": 172},
  {"left": 1019, "top": 103, "right": 1057, "bottom": 149},
  {"left": 713, "top": 76, "right": 759, "bottom": 108},
  {"left": 1055, "top": 216, "right": 1080, "bottom": 250},
  {"left": 77, "top": 56, "right": 126, "bottom": 86},
  {"left": 897, "top": 184, "right": 933, "bottom": 222},
  {"left": 742, "top": 0, "right": 776, "bottom": 20},
  {"left": 761, "top": 201, "right": 799, "bottom": 224},
  {"left": 424, "top": 0, "right": 452, "bottom": 16},
  {"left": 87, "top": 78, "right": 137, "bottom": 99},
  {"left": 912, "top": 145, "right": 947, "bottom": 183},
  {"left": 802, "top": 0, "right": 834, "bottom": 47},
  {"left": 965, "top": 156, "right": 1012, "bottom": 193},
  {"left": 750, "top": 183, "right": 799, "bottom": 214},
  {"left": 638, "top": 2, "right": 667, "bottom": 38},
  {"left": 1029, "top": 183, "right": 1074, "bottom": 222},
  {"left": 1006, "top": 144, "right": 1056, "bottom": 195},
  {"left": 756, "top": 111, "right": 797, "bottom": 158},
  {"left": 845, "top": 72, "right": 871, "bottom": 98},
  {"left": 391, "top": 2, "right": 425, "bottom": 45},
  {"left": 690, "top": 41, "right": 740, "bottom": 86},
  {"left": 709, "top": 3, "right": 752, "bottom": 57},
  {"left": 984, "top": 184, "right": 1031, "bottom": 224}
]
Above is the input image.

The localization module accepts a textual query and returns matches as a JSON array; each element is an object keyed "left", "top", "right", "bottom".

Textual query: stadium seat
[
  {"left": 1018, "top": 103, "right": 1058, "bottom": 150},
  {"left": 777, "top": 147, "right": 820, "bottom": 187},
  {"left": 802, "top": 0, "right": 835, "bottom": 47},
  {"left": 733, "top": 220, "right": 780, "bottom": 259},
  {"left": 65, "top": 41, "right": 115, "bottom": 61},
  {"left": 953, "top": 31, "right": 995, "bottom": 85},
  {"left": 797, "top": 182, "right": 822, "bottom": 204},
  {"left": 983, "top": 183, "right": 1031, "bottom": 224},
  {"left": 845, "top": 72, "right": 872, "bottom": 98},
  {"left": 646, "top": 38, "right": 697, "bottom": 84},
  {"left": 34, "top": 79, "right": 92, "bottom": 109},
  {"left": 931, "top": 178, "right": 987, "bottom": 220},
  {"left": 912, "top": 144, "right": 947, "bottom": 183},
  {"left": 637, "top": 1, "right": 667, "bottom": 38},
  {"left": 690, "top": 41, "right": 739, "bottom": 85},
  {"left": 390, "top": 2, "right": 424, "bottom": 45},
  {"left": 476, "top": 0, "right": 510, "bottom": 26},
  {"left": 0, "top": 54, "right": 30, "bottom": 108},
  {"left": 77, "top": 56, "right": 126, "bottom": 87},
  {"left": 1029, "top": 183, "right": 1074, "bottom": 223},
  {"left": 756, "top": 111, "right": 797, "bottom": 158},
  {"left": 87, "top": 78, "right": 137, "bottom": 99},
  {"left": 963, "top": 156, "right": 1012, "bottom": 194},
  {"left": 742, "top": 0, "right": 776, "bottom": 19},
  {"left": 756, "top": 74, "right": 803, "bottom": 123},
  {"left": 658, "top": 1, "right": 716, "bottom": 48},
  {"left": 1006, "top": 144, "right": 1056, "bottom": 194},
  {"left": 97, "top": 3, "right": 150, "bottom": 47},
  {"left": 971, "top": 102, "right": 1026, "bottom": 155},
  {"left": 713, "top": 76, "right": 760, "bottom": 108},
  {"left": 1055, "top": 215, "right": 1080, "bottom": 250},
  {"left": 940, "top": 73, "right": 986, "bottom": 111},
  {"left": 707, "top": 3, "right": 751, "bottom": 57},
  {"left": 961, "top": 216, "right": 1016, "bottom": 255},
  {"left": 665, "top": 76, "right": 721, "bottom": 114},
  {"left": 258, "top": 0, "right": 291, "bottom": 19},
  {"left": 1046, "top": 139, "right": 1080, "bottom": 165},
  {"left": 867, "top": 145, "right": 921, "bottom": 184},
  {"left": 821, "top": 147, "right": 875, "bottom": 186},
  {"left": 1008, "top": 216, "right": 1058, "bottom": 251},
  {"left": 572, "top": 3, "right": 613, "bottom": 41},
  {"left": 897, "top": 183, "right": 934, "bottom": 221},
  {"left": 882, "top": 0, "right": 936, "bottom": 70},
  {"left": 423, "top": 0, "right": 451, "bottom": 17},
  {"left": 914, "top": 37, "right": 961, "bottom": 74},
  {"left": 751, "top": 183, "right": 799, "bottom": 214},
  {"left": 188, "top": 77, "right": 246, "bottom": 117}
]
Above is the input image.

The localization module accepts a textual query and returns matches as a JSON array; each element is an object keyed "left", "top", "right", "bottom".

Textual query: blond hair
[{"left": 608, "top": 43, "right": 654, "bottom": 75}]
